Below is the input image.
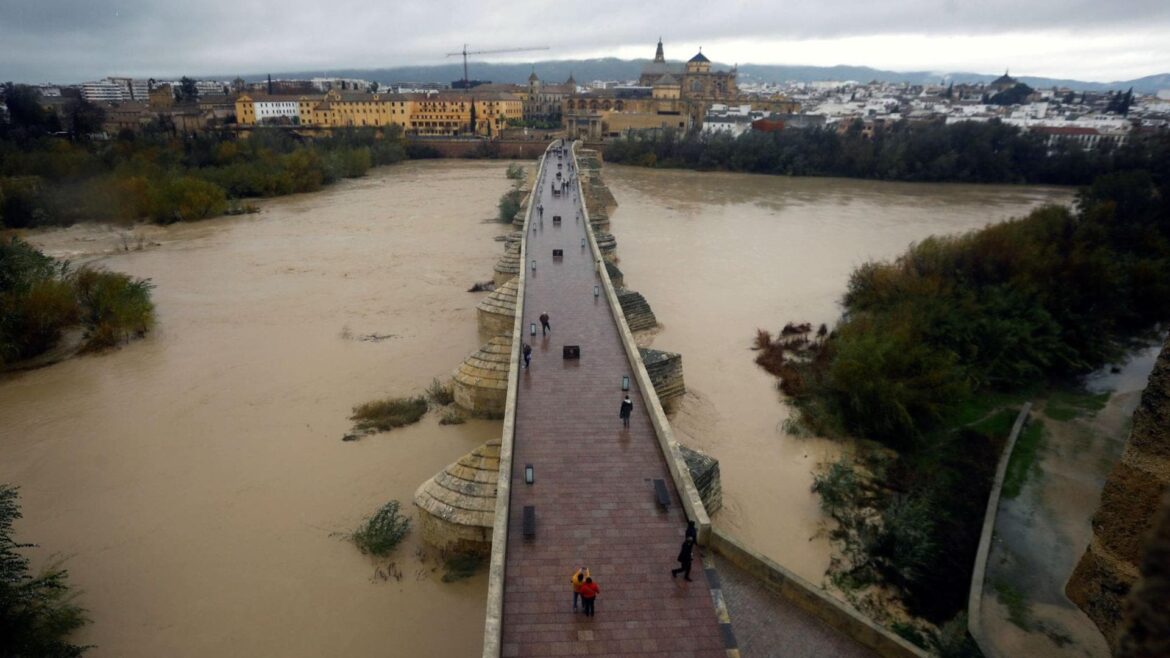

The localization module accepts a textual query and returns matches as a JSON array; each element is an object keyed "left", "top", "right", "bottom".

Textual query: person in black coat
[
  {"left": 619, "top": 395, "right": 633, "bottom": 427},
  {"left": 671, "top": 537, "right": 695, "bottom": 581}
]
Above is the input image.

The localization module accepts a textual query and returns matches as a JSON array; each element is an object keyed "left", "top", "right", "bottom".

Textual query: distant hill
[{"left": 232, "top": 59, "right": 1170, "bottom": 95}]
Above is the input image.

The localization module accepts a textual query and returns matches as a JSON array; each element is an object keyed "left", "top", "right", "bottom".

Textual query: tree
[
  {"left": 175, "top": 76, "right": 198, "bottom": 103},
  {"left": 63, "top": 98, "right": 106, "bottom": 139},
  {"left": 368, "top": 81, "right": 380, "bottom": 93},
  {"left": 0, "top": 485, "right": 90, "bottom": 656},
  {"left": 1, "top": 83, "right": 53, "bottom": 135}
]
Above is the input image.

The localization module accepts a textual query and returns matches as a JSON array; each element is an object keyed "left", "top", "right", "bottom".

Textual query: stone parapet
[
  {"left": 492, "top": 243, "right": 521, "bottom": 286},
  {"left": 453, "top": 335, "right": 513, "bottom": 416},
  {"left": 604, "top": 261, "right": 624, "bottom": 288},
  {"left": 619, "top": 289, "right": 658, "bottom": 332},
  {"left": 477, "top": 279, "right": 519, "bottom": 337},
  {"left": 414, "top": 439, "right": 500, "bottom": 555},
  {"left": 678, "top": 444, "right": 721, "bottom": 514},
  {"left": 710, "top": 529, "right": 928, "bottom": 658},
  {"left": 638, "top": 346, "right": 684, "bottom": 405},
  {"left": 593, "top": 231, "right": 617, "bottom": 262}
]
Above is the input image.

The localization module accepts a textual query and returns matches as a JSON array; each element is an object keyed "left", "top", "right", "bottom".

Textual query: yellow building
[
  {"left": 301, "top": 90, "right": 413, "bottom": 128},
  {"left": 236, "top": 89, "right": 522, "bottom": 137},
  {"left": 409, "top": 92, "right": 523, "bottom": 137}
]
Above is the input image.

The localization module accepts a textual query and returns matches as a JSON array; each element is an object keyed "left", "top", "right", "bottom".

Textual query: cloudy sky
[{"left": 1, "top": 0, "right": 1167, "bottom": 83}]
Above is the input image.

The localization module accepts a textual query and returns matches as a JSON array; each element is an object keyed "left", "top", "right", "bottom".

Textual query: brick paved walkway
[
  {"left": 712, "top": 554, "right": 875, "bottom": 658},
  {"left": 500, "top": 149, "right": 728, "bottom": 657}
]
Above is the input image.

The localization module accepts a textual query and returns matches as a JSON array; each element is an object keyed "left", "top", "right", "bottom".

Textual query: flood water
[
  {"left": 1, "top": 161, "right": 516, "bottom": 657},
  {"left": 1, "top": 160, "right": 1074, "bottom": 655},
  {"left": 605, "top": 166, "right": 1073, "bottom": 581}
]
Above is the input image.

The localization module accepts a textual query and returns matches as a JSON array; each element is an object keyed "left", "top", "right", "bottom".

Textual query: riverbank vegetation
[
  {"left": 754, "top": 148, "right": 1170, "bottom": 634},
  {"left": 350, "top": 499, "right": 411, "bottom": 557},
  {"left": 0, "top": 97, "right": 407, "bottom": 227},
  {"left": 0, "top": 484, "right": 90, "bottom": 656},
  {"left": 348, "top": 396, "right": 429, "bottom": 435},
  {"left": 1, "top": 237, "right": 155, "bottom": 366},
  {"left": 604, "top": 121, "right": 1167, "bottom": 186}
]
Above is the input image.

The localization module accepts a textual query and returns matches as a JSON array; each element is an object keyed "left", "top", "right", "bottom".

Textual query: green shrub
[
  {"left": 349, "top": 395, "right": 428, "bottom": 433},
  {"left": 0, "top": 238, "right": 81, "bottom": 364},
  {"left": 150, "top": 176, "right": 227, "bottom": 223},
  {"left": 0, "top": 484, "right": 91, "bottom": 656},
  {"left": 497, "top": 189, "right": 522, "bottom": 223},
  {"left": 72, "top": 267, "right": 155, "bottom": 351},
  {"left": 426, "top": 378, "right": 455, "bottom": 406},
  {"left": 505, "top": 163, "right": 525, "bottom": 180},
  {"left": 350, "top": 499, "right": 411, "bottom": 557}
]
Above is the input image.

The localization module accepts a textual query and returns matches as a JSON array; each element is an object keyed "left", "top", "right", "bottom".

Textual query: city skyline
[{"left": 1, "top": 0, "right": 1168, "bottom": 84}]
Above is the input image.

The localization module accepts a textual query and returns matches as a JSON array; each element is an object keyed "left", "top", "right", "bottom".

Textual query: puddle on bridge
[
  {"left": 605, "top": 165, "right": 1073, "bottom": 583},
  {"left": 0, "top": 161, "right": 517, "bottom": 657}
]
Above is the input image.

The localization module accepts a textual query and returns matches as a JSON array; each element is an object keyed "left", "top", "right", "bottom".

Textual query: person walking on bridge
[
  {"left": 522, "top": 342, "right": 532, "bottom": 369},
  {"left": 570, "top": 566, "right": 590, "bottom": 612},
  {"left": 579, "top": 576, "right": 600, "bottom": 618},
  {"left": 619, "top": 395, "right": 633, "bottom": 428},
  {"left": 671, "top": 537, "right": 695, "bottom": 581},
  {"left": 539, "top": 312, "right": 551, "bottom": 336}
]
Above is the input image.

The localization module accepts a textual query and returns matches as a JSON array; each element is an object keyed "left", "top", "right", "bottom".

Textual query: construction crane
[{"left": 446, "top": 45, "right": 550, "bottom": 89}]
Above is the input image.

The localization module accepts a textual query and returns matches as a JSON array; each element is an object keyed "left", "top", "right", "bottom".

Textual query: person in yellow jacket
[{"left": 570, "top": 566, "right": 591, "bottom": 613}]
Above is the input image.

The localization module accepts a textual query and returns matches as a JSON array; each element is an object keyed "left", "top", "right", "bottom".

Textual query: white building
[
  {"left": 194, "top": 80, "right": 226, "bottom": 97},
  {"left": 252, "top": 99, "right": 300, "bottom": 123},
  {"left": 311, "top": 77, "right": 372, "bottom": 92},
  {"left": 702, "top": 104, "right": 761, "bottom": 137},
  {"left": 81, "top": 80, "right": 126, "bottom": 103}
]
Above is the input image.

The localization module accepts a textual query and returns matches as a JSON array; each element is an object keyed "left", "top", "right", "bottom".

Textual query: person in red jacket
[{"left": 579, "top": 576, "right": 600, "bottom": 618}]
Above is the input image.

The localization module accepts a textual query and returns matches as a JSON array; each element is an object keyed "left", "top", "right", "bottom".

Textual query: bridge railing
[
  {"left": 481, "top": 144, "right": 548, "bottom": 658},
  {"left": 571, "top": 142, "right": 712, "bottom": 542}
]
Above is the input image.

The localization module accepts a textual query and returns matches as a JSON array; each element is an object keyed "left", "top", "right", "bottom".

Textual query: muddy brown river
[
  {"left": 606, "top": 166, "right": 1072, "bottom": 581},
  {"left": 1, "top": 160, "right": 1071, "bottom": 655}
]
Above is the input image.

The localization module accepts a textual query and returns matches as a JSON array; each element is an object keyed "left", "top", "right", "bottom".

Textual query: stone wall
[
  {"left": 477, "top": 280, "right": 519, "bottom": 337},
  {"left": 405, "top": 138, "right": 548, "bottom": 159},
  {"left": 710, "top": 530, "right": 929, "bottom": 658},
  {"left": 453, "top": 336, "right": 513, "bottom": 416},
  {"left": 618, "top": 289, "right": 658, "bottom": 332},
  {"left": 414, "top": 439, "right": 500, "bottom": 556},
  {"left": 1068, "top": 336, "right": 1170, "bottom": 645},
  {"left": 604, "top": 261, "right": 624, "bottom": 288},
  {"left": 639, "top": 347, "right": 685, "bottom": 406},
  {"left": 492, "top": 244, "right": 521, "bottom": 286},
  {"left": 678, "top": 444, "right": 721, "bottom": 514}
]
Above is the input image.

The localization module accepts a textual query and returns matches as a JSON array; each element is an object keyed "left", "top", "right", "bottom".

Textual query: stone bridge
[{"left": 479, "top": 142, "right": 921, "bottom": 658}]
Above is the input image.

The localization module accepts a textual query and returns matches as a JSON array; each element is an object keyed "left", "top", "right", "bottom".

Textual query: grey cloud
[{"left": 1, "top": 0, "right": 1168, "bottom": 81}]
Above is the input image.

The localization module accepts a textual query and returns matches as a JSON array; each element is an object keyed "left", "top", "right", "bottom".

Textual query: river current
[{"left": 1, "top": 160, "right": 1071, "bottom": 655}]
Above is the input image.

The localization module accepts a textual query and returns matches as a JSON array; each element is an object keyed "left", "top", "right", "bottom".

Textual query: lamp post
[
  {"left": 621, "top": 375, "right": 630, "bottom": 391},
  {"left": 531, "top": 259, "right": 536, "bottom": 271},
  {"left": 524, "top": 464, "right": 534, "bottom": 485},
  {"left": 593, "top": 285, "right": 600, "bottom": 298},
  {"left": 530, "top": 322, "right": 537, "bottom": 336}
]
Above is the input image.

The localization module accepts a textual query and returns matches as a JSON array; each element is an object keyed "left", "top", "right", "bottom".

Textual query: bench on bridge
[
  {"left": 653, "top": 479, "right": 670, "bottom": 511},
  {"left": 552, "top": 215, "right": 561, "bottom": 225},
  {"left": 522, "top": 505, "right": 536, "bottom": 539}
]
